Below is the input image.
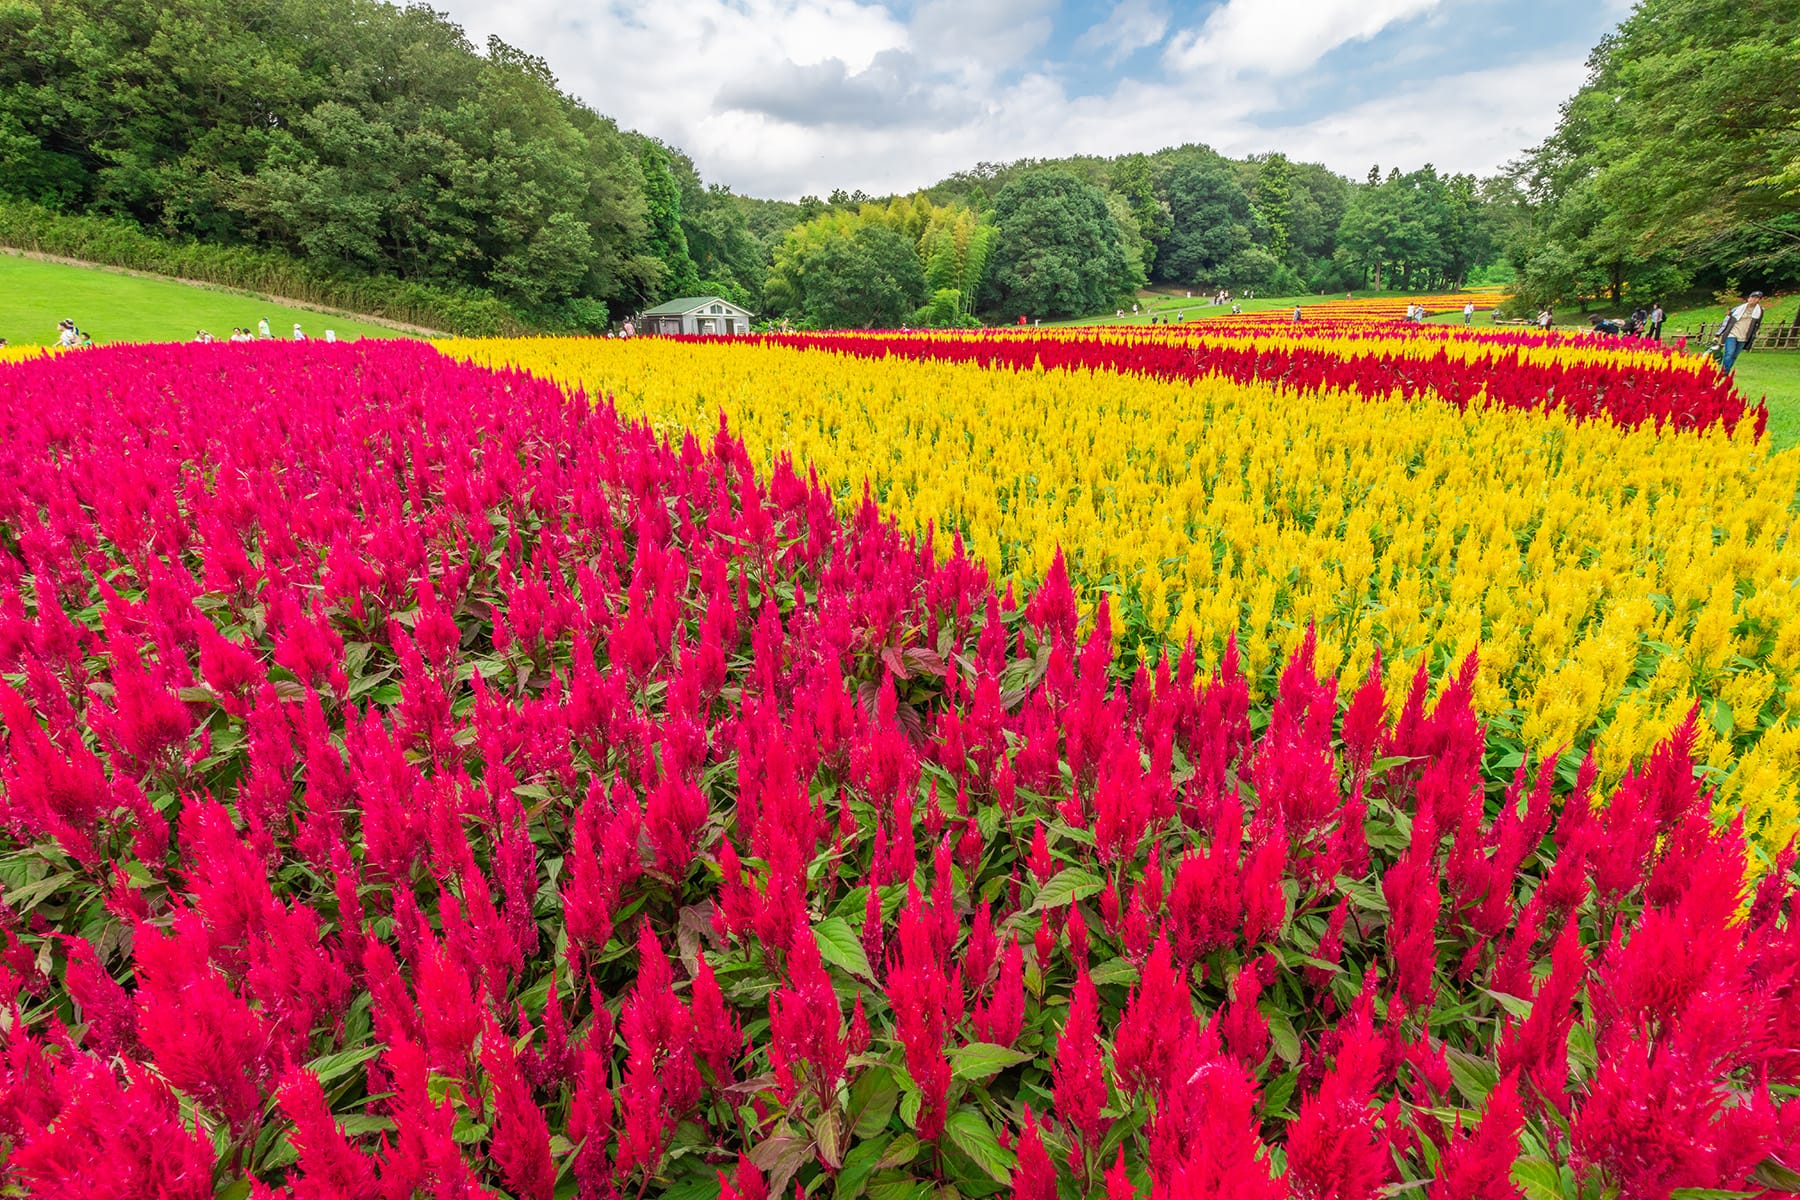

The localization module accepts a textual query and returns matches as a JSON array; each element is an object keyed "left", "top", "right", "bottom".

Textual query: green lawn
[
  {"left": 0, "top": 253, "right": 419, "bottom": 347},
  {"left": 1729, "top": 352, "right": 1800, "bottom": 449}
]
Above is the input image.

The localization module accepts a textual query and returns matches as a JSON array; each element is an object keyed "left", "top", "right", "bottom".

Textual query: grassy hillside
[{"left": 0, "top": 254, "right": 419, "bottom": 347}]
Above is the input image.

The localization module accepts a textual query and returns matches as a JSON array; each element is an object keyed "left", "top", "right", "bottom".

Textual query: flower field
[
  {"left": 2, "top": 331, "right": 1799, "bottom": 1198},
  {"left": 1190, "top": 289, "right": 1505, "bottom": 325}
]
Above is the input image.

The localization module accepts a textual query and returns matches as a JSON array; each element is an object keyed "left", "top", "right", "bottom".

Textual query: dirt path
[{"left": 0, "top": 246, "right": 447, "bottom": 337}]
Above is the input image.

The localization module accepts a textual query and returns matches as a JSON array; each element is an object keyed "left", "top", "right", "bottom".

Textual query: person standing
[
  {"left": 258, "top": 317, "right": 272, "bottom": 339},
  {"left": 622, "top": 319, "right": 635, "bottom": 338},
  {"left": 1463, "top": 301, "right": 1475, "bottom": 325},
  {"left": 1717, "top": 291, "right": 1765, "bottom": 373},
  {"left": 293, "top": 323, "right": 306, "bottom": 341},
  {"left": 1537, "top": 308, "right": 1553, "bottom": 331},
  {"left": 1648, "top": 303, "right": 1666, "bottom": 342},
  {"left": 57, "top": 319, "right": 78, "bottom": 347}
]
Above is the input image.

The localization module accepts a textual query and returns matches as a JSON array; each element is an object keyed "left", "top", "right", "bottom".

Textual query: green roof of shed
[{"left": 639, "top": 296, "right": 753, "bottom": 316}]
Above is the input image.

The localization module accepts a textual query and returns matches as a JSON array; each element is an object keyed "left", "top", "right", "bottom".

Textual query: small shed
[{"left": 639, "top": 297, "right": 755, "bottom": 336}]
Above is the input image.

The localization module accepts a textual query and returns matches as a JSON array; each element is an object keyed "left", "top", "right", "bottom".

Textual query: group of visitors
[
  {"left": 196, "top": 319, "right": 331, "bottom": 343},
  {"left": 54, "top": 319, "right": 96, "bottom": 348},
  {"left": 14, "top": 314, "right": 346, "bottom": 350},
  {"left": 1587, "top": 303, "right": 1668, "bottom": 340}
]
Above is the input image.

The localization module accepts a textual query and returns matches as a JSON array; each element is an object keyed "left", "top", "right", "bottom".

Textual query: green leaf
[
  {"left": 1669, "top": 1191, "right": 1756, "bottom": 1200},
  {"left": 836, "top": 1133, "right": 893, "bottom": 1200},
  {"left": 877, "top": 1132, "right": 921, "bottom": 1169},
  {"left": 1709, "top": 699, "right": 1735, "bottom": 743},
  {"left": 1265, "top": 1009, "right": 1301, "bottom": 1065},
  {"left": 848, "top": 1068, "right": 900, "bottom": 1139},
  {"left": 1447, "top": 1049, "right": 1499, "bottom": 1108},
  {"left": 1483, "top": 989, "right": 1534, "bottom": 1019},
  {"left": 1512, "top": 1156, "right": 1571, "bottom": 1200},
  {"left": 948, "top": 1042, "right": 1032, "bottom": 1081},
  {"left": 1087, "top": 956, "right": 1139, "bottom": 987},
  {"left": 1028, "top": 868, "right": 1104, "bottom": 913},
  {"left": 335, "top": 1114, "right": 396, "bottom": 1136},
  {"left": 306, "top": 1042, "right": 386, "bottom": 1085},
  {"left": 868, "top": 1176, "right": 926, "bottom": 1200},
  {"left": 3, "top": 870, "right": 79, "bottom": 912},
  {"left": 1261, "top": 1067, "right": 1300, "bottom": 1118},
  {"left": 944, "top": 1108, "right": 1014, "bottom": 1184},
  {"left": 814, "top": 917, "right": 875, "bottom": 981},
  {"left": 1753, "top": 1158, "right": 1800, "bottom": 1192}
]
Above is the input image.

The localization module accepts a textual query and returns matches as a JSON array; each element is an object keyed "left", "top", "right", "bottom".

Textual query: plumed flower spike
[
  {"left": 1012, "top": 1104, "right": 1060, "bottom": 1200},
  {"left": 1054, "top": 961, "right": 1109, "bottom": 1155},
  {"left": 9, "top": 1060, "right": 217, "bottom": 1200}
]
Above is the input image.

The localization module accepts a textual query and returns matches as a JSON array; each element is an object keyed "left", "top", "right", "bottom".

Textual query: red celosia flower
[
  {"left": 1054, "top": 962, "right": 1109, "bottom": 1154},
  {"left": 1012, "top": 1104, "right": 1060, "bottom": 1200},
  {"left": 8, "top": 1059, "right": 216, "bottom": 1200},
  {"left": 1429, "top": 1071, "right": 1525, "bottom": 1200},
  {"left": 277, "top": 1066, "right": 383, "bottom": 1200},
  {"left": 1286, "top": 990, "right": 1394, "bottom": 1200}
]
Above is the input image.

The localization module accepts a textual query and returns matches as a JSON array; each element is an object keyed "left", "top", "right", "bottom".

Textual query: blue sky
[{"left": 444, "top": 0, "right": 1632, "bottom": 199}]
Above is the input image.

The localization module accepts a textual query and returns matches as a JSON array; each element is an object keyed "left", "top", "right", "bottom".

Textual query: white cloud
[
  {"left": 1266, "top": 54, "right": 1589, "bottom": 176},
  {"left": 437, "top": 0, "right": 1585, "bottom": 198},
  {"left": 1163, "top": 0, "right": 1444, "bottom": 78},
  {"left": 910, "top": 0, "right": 1059, "bottom": 80},
  {"left": 1075, "top": 0, "right": 1171, "bottom": 66}
]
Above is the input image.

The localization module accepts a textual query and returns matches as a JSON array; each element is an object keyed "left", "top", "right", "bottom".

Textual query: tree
[
  {"left": 0, "top": 0, "right": 752, "bottom": 326},
  {"left": 1254, "top": 153, "right": 1294, "bottom": 264},
  {"left": 639, "top": 143, "right": 699, "bottom": 300},
  {"left": 1111, "top": 152, "right": 1170, "bottom": 270},
  {"left": 1155, "top": 161, "right": 1258, "bottom": 286},
  {"left": 1517, "top": 0, "right": 1800, "bottom": 293},
  {"left": 983, "top": 171, "right": 1139, "bottom": 319},
  {"left": 798, "top": 224, "right": 924, "bottom": 328}
]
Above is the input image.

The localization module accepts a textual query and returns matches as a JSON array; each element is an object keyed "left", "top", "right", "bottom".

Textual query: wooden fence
[{"left": 1681, "top": 317, "right": 1800, "bottom": 351}]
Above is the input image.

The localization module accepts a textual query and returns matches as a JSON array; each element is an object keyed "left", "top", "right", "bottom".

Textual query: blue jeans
[{"left": 1721, "top": 336, "right": 1744, "bottom": 372}]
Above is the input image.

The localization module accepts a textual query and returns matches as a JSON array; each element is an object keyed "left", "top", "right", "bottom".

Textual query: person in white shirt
[
  {"left": 324, "top": 329, "right": 337, "bottom": 343},
  {"left": 1717, "top": 292, "right": 1765, "bottom": 372},
  {"left": 293, "top": 323, "right": 305, "bottom": 341},
  {"left": 57, "top": 319, "right": 77, "bottom": 347},
  {"left": 1463, "top": 301, "right": 1475, "bottom": 325},
  {"left": 257, "top": 318, "right": 272, "bottom": 339}
]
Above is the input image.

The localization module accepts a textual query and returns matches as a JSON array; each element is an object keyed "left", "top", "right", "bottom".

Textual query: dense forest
[
  {"left": 0, "top": 0, "right": 784, "bottom": 331},
  {"left": 0, "top": 0, "right": 1791, "bottom": 330},
  {"left": 1505, "top": 0, "right": 1798, "bottom": 312}
]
